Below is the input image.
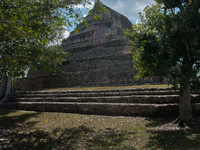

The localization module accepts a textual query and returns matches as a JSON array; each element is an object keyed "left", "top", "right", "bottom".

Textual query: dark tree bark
[
  {"left": 0, "top": 74, "right": 15, "bottom": 104},
  {"left": 179, "top": 81, "right": 195, "bottom": 125},
  {"left": 0, "top": 74, "right": 6, "bottom": 100},
  {"left": 173, "top": 73, "right": 196, "bottom": 126}
]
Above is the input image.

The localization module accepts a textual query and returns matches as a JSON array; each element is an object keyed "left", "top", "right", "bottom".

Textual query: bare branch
[{"left": 170, "top": 8, "right": 175, "bottom": 16}]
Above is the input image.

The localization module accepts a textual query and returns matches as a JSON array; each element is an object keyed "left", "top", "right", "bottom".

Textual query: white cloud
[
  {"left": 101, "top": 0, "right": 155, "bottom": 23},
  {"left": 85, "top": 1, "right": 95, "bottom": 10},
  {"left": 113, "top": 1, "right": 125, "bottom": 11},
  {"left": 74, "top": 1, "right": 95, "bottom": 10},
  {"left": 66, "top": 0, "right": 156, "bottom": 32},
  {"left": 74, "top": 4, "right": 84, "bottom": 9},
  {"left": 48, "top": 26, "right": 70, "bottom": 46},
  {"left": 63, "top": 28, "right": 70, "bottom": 39}
]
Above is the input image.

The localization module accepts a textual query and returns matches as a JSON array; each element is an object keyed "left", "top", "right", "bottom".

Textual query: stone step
[
  {"left": 16, "top": 87, "right": 173, "bottom": 94},
  {"left": 1, "top": 101, "right": 179, "bottom": 116},
  {"left": 2, "top": 101, "right": 200, "bottom": 117},
  {"left": 16, "top": 88, "right": 200, "bottom": 97},
  {"left": 3, "top": 88, "right": 200, "bottom": 117},
  {"left": 11, "top": 94, "right": 200, "bottom": 103},
  {"left": 10, "top": 95, "right": 181, "bottom": 104},
  {"left": 16, "top": 90, "right": 179, "bottom": 98}
]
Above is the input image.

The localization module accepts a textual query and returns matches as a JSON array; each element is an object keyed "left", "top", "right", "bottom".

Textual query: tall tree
[
  {"left": 0, "top": 0, "right": 105, "bottom": 103},
  {"left": 124, "top": 0, "right": 200, "bottom": 125}
]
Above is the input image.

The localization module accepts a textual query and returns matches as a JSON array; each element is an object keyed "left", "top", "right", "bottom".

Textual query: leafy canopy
[
  {"left": 124, "top": 0, "right": 200, "bottom": 91},
  {"left": 0, "top": 0, "right": 103, "bottom": 78}
]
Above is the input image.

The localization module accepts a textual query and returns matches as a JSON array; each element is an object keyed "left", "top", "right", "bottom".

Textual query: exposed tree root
[
  {"left": 0, "top": 88, "right": 16, "bottom": 104},
  {"left": 171, "top": 117, "right": 197, "bottom": 128},
  {"left": 0, "top": 76, "right": 16, "bottom": 104},
  {"left": 155, "top": 117, "right": 200, "bottom": 132}
]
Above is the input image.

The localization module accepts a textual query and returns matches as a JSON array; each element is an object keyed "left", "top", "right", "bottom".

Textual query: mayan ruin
[{"left": 16, "top": 2, "right": 153, "bottom": 90}]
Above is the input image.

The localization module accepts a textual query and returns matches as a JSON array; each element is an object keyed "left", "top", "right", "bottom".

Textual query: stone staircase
[{"left": 1, "top": 88, "right": 200, "bottom": 117}]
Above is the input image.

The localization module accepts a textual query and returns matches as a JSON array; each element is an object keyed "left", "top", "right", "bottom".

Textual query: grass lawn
[{"left": 0, "top": 110, "right": 200, "bottom": 150}]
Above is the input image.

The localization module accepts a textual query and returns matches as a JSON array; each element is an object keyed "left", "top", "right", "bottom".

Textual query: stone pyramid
[
  {"left": 60, "top": 2, "right": 138, "bottom": 87},
  {"left": 16, "top": 2, "right": 151, "bottom": 90}
]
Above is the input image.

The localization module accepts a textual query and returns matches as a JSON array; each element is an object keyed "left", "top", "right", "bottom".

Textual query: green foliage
[
  {"left": 89, "top": 2, "right": 108, "bottom": 20},
  {"left": 0, "top": 0, "right": 101, "bottom": 79},
  {"left": 124, "top": 1, "right": 200, "bottom": 91}
]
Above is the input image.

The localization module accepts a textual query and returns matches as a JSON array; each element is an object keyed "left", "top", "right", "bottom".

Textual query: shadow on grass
[
  {"left": 0, "top": 109, "right": 18, "bottom": 116},
  {"left": 0, "top": 110, "right": 136, "bottom": 149},
  {"left": 144, "top": 116, "right": 200, "bottom": 149},
  {"left": 1, "top": 125, "right": 135, "bottom": 150},
  {"left": 4, "top": 110, "right": 200, "bottom": 149},
  {"left": 145, "top": 130, "right": 200, "bottom": 150},
  {"left": 0, "top": 110, "right": 41, "bottom": 130},
  {"left": 145, "top": 117, "right": 176, "bottom": 128}
]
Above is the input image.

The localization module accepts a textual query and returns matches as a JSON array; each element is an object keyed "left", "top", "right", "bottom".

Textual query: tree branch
[
  {"left": 170, "top": 8, "right": 175, "bottom": 16},
  {"left": 183, "top": 39, "right": 191, "bottom": 61}
]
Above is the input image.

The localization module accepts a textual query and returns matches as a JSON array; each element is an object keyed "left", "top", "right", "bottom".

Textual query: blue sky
[{"left": 63, "top": 0, "right": 155, "bottom": 38}]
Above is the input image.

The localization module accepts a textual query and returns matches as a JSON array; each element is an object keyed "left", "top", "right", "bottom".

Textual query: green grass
[
  {"left": 0, "top": 110, "right": 200, "bottom": 150},
  {"left": 41, "top": 84, "right": 172, "bottom": 92}
]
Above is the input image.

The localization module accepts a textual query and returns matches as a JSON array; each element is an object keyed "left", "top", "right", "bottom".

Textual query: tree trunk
[
  {"left": 178, "top": 80, "right": 195, "bottom": 125},
  {"left": 0, "top": 75, "right": 15, "bottom": 104},
  {"left": 0, "top": 74, "right": 6, "bottom": 99}
]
